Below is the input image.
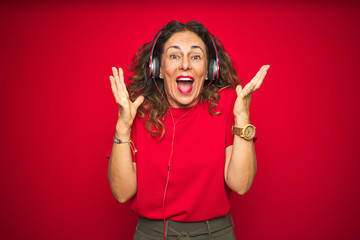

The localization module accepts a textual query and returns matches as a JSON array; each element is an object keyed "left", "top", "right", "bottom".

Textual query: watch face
[{"left": 244, "top": 125, "right": 256, "bottom": 139}]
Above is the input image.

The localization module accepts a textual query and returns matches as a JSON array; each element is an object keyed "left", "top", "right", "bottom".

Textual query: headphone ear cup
[
  {"left": 208, "top": 59, "right": 215, "bottom": 81},
  {"left": 149, "top": 57, "right": 160, "bottom": 79},
  {"left": 153, "top": 57, "right": 160, "bottom": 79}
]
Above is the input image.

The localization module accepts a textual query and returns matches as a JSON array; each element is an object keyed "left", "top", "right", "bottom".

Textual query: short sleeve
[
  {"left": 106, "top": 144, "right": 112, "bottom": 159},
  {"left": 105, "top": 121, "right": 137, "bottom": 162}
]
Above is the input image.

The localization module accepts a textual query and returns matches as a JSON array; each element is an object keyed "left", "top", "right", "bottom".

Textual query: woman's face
[{"left": 160, "top": 30, "right": 208, "bottom": 108}]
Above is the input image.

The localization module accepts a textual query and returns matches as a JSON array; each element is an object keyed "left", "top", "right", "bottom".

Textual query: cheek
[
  {"left": 162, "top": 63, "right": 176, "bottom": 90},
  {"left": 196, "top": 62, "right": 208, "bottom": 77},
  {"left": 162, "top": 59, "right": 177, "bottom": 74}
]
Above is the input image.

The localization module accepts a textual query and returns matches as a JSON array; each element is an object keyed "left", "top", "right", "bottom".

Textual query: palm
[
  {"left": 119, "top": 97, "right": 137, "bottom": 125},
  {"left": 110, "top": 67, "right": 144, "bottom": 128},
  {"left": 234, "top": 65, "right": 270, "bottom": 115}
]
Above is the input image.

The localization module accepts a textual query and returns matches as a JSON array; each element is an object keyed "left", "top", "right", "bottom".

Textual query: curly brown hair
[{"left": 127, "top": 21, "right": 241, "bottom": 139}]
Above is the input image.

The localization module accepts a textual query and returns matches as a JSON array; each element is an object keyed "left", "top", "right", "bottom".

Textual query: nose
[{"left": 180, "top": 57, "right": 192, "bottom": 71}]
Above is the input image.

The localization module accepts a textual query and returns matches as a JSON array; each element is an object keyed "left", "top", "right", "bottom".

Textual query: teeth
[{"left": 177, "top": 78, "right": 193, "bottom": 81}]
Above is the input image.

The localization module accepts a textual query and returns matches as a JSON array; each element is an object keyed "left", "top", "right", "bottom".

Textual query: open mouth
[{"left": 176, "top": 76, "right": 194, "bottom": 94}]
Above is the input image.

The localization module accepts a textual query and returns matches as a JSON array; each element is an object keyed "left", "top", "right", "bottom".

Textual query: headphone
[{"left": 148, "top": 30, "right": 220, "bottom": 81}]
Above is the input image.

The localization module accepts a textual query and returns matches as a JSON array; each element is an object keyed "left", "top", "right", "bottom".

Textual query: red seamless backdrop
[{"left": 0, "top": 1, "right": 359, "bottom": 239}]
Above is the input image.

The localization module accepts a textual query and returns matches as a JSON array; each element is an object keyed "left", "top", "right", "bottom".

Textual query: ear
[{"left": 159, "top": 67, "right": 164, "bottom": 79}]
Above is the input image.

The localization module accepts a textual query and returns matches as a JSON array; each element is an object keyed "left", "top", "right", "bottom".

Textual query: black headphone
[{"left": 148, "top": 31, "right": 220, "bottom": 81}]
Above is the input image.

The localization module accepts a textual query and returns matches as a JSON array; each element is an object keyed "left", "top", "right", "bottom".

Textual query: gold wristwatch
[{"left": 232, "top": 124, "right": 256, "bottom": 140}]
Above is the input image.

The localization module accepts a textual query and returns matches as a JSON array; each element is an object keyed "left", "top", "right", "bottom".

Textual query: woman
[{"left": 107, "top": 21, "right": 270, "bottom": 240}]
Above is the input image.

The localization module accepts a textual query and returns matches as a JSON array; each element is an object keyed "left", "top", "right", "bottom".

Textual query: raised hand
[
  {"left": 109, "top": 67, "right": 144, "bottom": 136},
  {"left": 233, "top": 65, "right": 270, "bottom": 125}
]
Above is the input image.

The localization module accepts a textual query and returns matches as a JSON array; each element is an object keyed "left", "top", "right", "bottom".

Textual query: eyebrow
[{"left": 166, "top": 45, "right": 204, "bottom": 53}]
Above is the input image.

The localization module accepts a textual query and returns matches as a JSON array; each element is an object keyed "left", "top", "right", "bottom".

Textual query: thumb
[
  {"left": 133, "top": 95, "right": 145, "bottom": 109},
  {"left": 236, "top": 84, "right": 243, "bottom": 96}
]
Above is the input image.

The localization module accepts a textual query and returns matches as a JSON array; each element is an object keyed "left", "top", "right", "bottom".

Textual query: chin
[{"left": 173, "top": 95, "right": 198, "bottom": 108}]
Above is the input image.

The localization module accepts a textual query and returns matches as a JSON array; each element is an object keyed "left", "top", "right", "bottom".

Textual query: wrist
[
  {"left": 234, "top": 114, "right": 250, "bottom": 127},
  {"left": 113, "top": 134, "right": 137, "bottom": 155},
  {"left": 115, "top": 123, "right": 131, "bottom": 139}
]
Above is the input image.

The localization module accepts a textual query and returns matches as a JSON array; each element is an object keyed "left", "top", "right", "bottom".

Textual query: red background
[{"left": 1, "top": 1, "right": 359, "bottom": 239}]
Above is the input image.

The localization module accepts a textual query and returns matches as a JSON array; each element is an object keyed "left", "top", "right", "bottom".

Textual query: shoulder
[
  {"left": 218, "top": 86, "right": 237, "bottom": 104},
  {"left": 207, "top": 86, "right": 237, "bottom": 114},
  {"left": 201, "top": 86, "right": 237, "bottom": 114}
]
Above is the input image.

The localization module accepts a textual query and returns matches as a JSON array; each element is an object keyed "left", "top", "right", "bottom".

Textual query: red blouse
[{"left": 107, "top": 88, "right": 245, "bottom": 222}]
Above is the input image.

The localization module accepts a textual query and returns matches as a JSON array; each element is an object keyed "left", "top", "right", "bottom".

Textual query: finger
[
  {"left": 235, "top": 84, "right": 243, "bottom": 96},
  {"left": 254, "top": 65, "right": 270, "bottom": 91},
  {"left": 111, "top": 66, "right": 119, "bottom": 81},
  {"left": 114, "top": 67, "right": 129, "bottom": 99},
  {"left": 133, "top": 95, "right": 145, "bottom": 110},
  {"left": 242, "top": 82, "right": 256, "bottom": 97},
  {"left": 112, "top": 67, "right": 125, "bottom": 94},
  {"left": 236, "top": 84, "right": 253, "bottom": 98},
  {"left": 240, "top": 81, "right": 256, "bottom": 98},
  {"left": 248, "top": 65, "right": 269, "bottom": 93},
  {"left": 110, "top": 76, "right": 126, "bottom": 106},
  {"left": 109, "top": 75, "right": 121, "bottom": 104},
  {"left": 236, "top": 84, "right": 244, "bottom": 98},
  {"left": 119, "top": 67, "right": 129, "bottom": 98},
  {"left": 248, "top": 65, "right": 265, "bottom": 86}
]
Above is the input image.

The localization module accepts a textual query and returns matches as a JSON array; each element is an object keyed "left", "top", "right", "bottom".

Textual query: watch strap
[{"left": 232, "top": 125, "right": 242, "bottom": 137}]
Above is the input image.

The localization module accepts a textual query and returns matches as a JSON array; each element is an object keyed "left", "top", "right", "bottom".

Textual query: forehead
[{"left": 164, "top": 30, "right": 206, "bottom": 51}]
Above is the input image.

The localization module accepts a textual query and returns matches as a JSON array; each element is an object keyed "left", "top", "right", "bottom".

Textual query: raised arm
[
  {"left": 108, "top": 67, "right": 144, "bottom": 203},
  {"left": 224, "top": 65, "right": 270, "bottom": 195}
]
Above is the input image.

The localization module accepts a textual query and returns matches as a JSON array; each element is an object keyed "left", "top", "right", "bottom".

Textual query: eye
[
  {"left": 170, "top": 54, "right": 179, "bottom": 59},
  {"left": 192, "top": 55, "right": 201, "bottom": 60}
]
